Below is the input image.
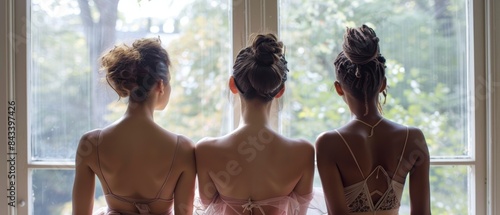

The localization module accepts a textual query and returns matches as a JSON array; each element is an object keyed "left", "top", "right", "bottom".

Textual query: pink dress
[{"left": 199, "top": 189, "right": 326, "bottom": 215}]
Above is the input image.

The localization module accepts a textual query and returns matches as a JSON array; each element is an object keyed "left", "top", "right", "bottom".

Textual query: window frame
[
  {"left": 1, "top": 0, "right": 498, "bottom": 214},
  {"left": 486, "top": 0, "right": 500, "bottom": 214}
]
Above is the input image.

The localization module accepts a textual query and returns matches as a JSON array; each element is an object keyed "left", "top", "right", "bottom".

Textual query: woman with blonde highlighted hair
[{"left": 72, "top": 38, "right": 196, "bottom": 215}]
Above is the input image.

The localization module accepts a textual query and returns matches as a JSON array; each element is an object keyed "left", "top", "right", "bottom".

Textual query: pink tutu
[{"left": 196, "top": 188, "right": 327, "bottom": 215}]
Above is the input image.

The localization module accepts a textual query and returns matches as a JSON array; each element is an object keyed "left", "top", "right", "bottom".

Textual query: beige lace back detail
[{"left": 335, "top": 123, "right": 409, "bottom": 213}]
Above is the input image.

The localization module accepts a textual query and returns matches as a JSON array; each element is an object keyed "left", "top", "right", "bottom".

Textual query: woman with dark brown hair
[
  {"left": 316, "top": 25, "right": 431, "bottom": 215},
  {"left": 195, "top": 33, "right": 317, "bottom": 215}
]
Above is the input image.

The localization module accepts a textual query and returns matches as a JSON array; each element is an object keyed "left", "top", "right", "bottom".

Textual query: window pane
[
  {"left": 29, "top": 1, "right": 232, "bottom": 213},
  {"left": 29, "top": 0, "right": 232, "bottom": 161},
  {"left": 31, "top": 170, "right": 105, "bottom": 215},
  {"left": 279, "top": 0, "right": 471, "bottom": 157},
  {"left": 400, "top": 165, "right": 470, "bottom": 214},
  {"left": 32, "top": 170, "right": 74, "bottom": 215}
]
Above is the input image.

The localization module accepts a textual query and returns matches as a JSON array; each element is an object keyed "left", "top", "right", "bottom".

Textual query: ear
[
  {"left": 157, "top": 80, "right": 164, "bottom": 94},
  {"left": 229, "top": 76, "right": 238, "bottom": 94},
  {"left": 334, "top": 81, "right": 344, "bottom": 96},
  {"left": 379, "top": 77, "right": 387, "bottom": 92},
  {"left": 275, "top": 85, "right": 285, "bottom": 98}
]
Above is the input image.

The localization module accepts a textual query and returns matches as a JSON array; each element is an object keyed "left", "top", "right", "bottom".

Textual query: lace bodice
[{"left": 335, "top": 127, "right": 409, "bottom": 214}]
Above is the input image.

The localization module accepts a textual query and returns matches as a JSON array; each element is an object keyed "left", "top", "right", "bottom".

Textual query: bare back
[
  {"left": 334, "top": 120, "right": 411, "bottom": 186},
  {"left": 316, "top": 118, "right": 430, "bottom": 214},
  {"left": 196, "top": 126, "right": 314, "bottom": 214},
  {"left": 80, "top": 117, "right": 195, "bottom": 214}
]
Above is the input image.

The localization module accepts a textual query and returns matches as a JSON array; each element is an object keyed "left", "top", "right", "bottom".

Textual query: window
[
  {"left": 1, "top": 0, "right": 498, "bottom": 214},
  {"left": 9, "top": 0, "right": 232, "bottom": 214},
  {"left": 279, "top": 0, "right": 478, "bottom": 214}
]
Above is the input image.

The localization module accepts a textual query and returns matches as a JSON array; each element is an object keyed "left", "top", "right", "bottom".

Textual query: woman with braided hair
[
  {"left": 315, "top": 25, "right": 431, "bottom": 215},
  {"left": 195, "top": 33, "right": 319, "bottom": 215}
]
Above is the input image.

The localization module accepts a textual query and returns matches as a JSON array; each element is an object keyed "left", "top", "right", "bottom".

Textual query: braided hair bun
[
  {"left": 233, "top": 33, "right": 288, "bottom": 102},
  {"left": 334, "top": 25, "right": 387, "bottom": 115},
  {"left": 342, "top": 25, "right": 380, "bottom": 66}
]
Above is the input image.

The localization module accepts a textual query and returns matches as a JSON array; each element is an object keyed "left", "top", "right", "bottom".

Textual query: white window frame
[{"left": 1, "top": 0, "right": 498, "bottom": 214}]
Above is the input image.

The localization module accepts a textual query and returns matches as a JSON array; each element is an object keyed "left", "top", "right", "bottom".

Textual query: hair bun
[
  {"left": 252, "top": 34, "right": 283, "bottom": 66},
  {"left": 232, "top": 33, "right": 287, "bottom": 102},
  {"left": 102, "top": 38, "right": 170, "bottom": 102},
  {"left": 342, "top": 24, "right": 380, "bottom": 65}
]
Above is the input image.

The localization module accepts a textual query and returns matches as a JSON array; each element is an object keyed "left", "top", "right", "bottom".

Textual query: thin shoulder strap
[
  {"left": 95, "top": 129, "right": 113, "bottom": 194},
  {"left": 392, "top": 126, "right": 409, "bottom": 179},
  {"left": 335, "top": 130, "right": 365, "bottom": 179},
  {"left": 155, "top": 135, "right": 180, "bottom": 198}
]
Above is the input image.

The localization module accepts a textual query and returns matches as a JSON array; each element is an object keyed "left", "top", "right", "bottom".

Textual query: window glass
[
  {"left": 399, "top": 165, "right": 469, "bottom": 214},
  {"left": 29, "top": 0, "right": 232, "bottom": 159},
  {"left": 29, "top": 0, "right": 231, "bottom": 214},
  {"left": 280, "top": 0, "right": 472, "bottom": 214},
  {"left": 279, "top": 0, "right": 471, "bottom": 157}
]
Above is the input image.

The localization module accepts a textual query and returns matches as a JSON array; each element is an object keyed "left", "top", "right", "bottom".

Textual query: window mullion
[
  {"left": 430, "top": 159, "right": 478, "bottom": 166},
  {"left": 471, "top": 0, "right": 487, "bottom": 214},
  {"left": 231, "top": 0, "right": 279, "bottom": 130},
  {"left": 13, "top": 0, "right": 30, "bottom": 214},
  {"left": 27, "top": 162, "right": 74, "bottom": 169},
  {"left": 486, "top": 0, "right": 500, "bottom": 214},
  {"left": 2, "top": 0, "right": 13, "bottom": 214}
]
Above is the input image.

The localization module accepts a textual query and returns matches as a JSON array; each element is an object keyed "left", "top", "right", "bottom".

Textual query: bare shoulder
[
  {"left": 407, "top": 126, "right": 426, "bottom": 141},
  {"left": 154, "top": 127, "right": 193, "bottom": 151},
  {"left": 75, "top": 129, "right": 101, "bottom": 166},
  {"left": 79, "top": 129, "right": 102, "bottom": 144},
  {"left": 315, "top": 130, "right": 349, "bottom": 166},
  {"left": 297, "top": 139, "right": 314, "bottom": 156},
  {"left": 315, "top": 130, "right": 342, "bottom": 152},
  {"left": 383, "top": 120, "right": 425, "bottom": 142},
  {"left": 288, "top": 136, "right": 313, "bottom": 150},
  {"left": 406, "top": 126, "right": 429, "bottom": 157},
  {"left": 77, "top": 129, "right": 102, "bottom": 152},
  {"left": 176, "top": 134, "right": 195, "bottom": 151},
  {"left": 196, "top": 136, "right": 219, "bottom": 146},
  {"left": 169, "top": 135, "right": 195, "bottom": 175},
  {"left": 172, "top": 135, "right": 195, "bottom": 162},
  {"left": 195, "top": 136, "right": 219, "bottom": 149},
  {"left": 194, "top": 136, "right": 222, "bottom": 157}
]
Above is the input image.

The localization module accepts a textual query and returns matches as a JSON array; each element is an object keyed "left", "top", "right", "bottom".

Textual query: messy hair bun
[
  {"left": 334, "top": 25, "right": 387, "bottom": 115},
  {"left": 342, "top": 25, "right": 380, "bottom": 66},
  {"left": 233, "top": 33, "right": 288, "bottom": 102},
  {"left": 101, "top": 38, "right": 170, "bottom": 102}
]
